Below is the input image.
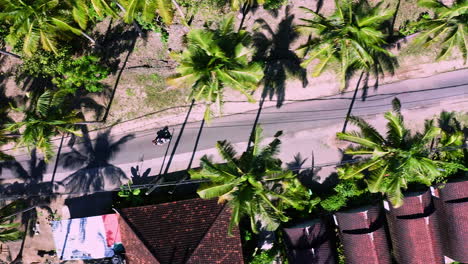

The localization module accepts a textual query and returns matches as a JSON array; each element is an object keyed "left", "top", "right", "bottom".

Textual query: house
[
  {"left": 52, "top": 198, "right": 244, "bottom": 263},
  {"left": 118, "top": 198, "right": 244, "bottom": 264},
  {"left": 384, "top": 189, "right": 444, "bottom": 264},
  {"left": 333, "top": 204, "right": 391, "bottom": 264},
  {"left": 432, "top": 179, "right": 468, "bottom": 263},
  {"left": 282, "top": 217, "right": 337, "bottom": 264}
]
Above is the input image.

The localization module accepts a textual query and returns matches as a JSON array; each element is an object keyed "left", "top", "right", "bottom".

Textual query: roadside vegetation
[
  {"left": 0, "top": 0, "right": 467, "bottom": 262},
  {"left": 190, "top": 105, "right": 467, "bottom": 262}
]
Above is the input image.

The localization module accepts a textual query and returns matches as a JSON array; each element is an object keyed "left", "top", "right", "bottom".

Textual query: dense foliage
[
  {"left": 190, "top": 126, "right": 317, "bottom": 234},
  {"left": 19, "top": 50, "right": 110, "bottom": 93},
  {"left": 169, "top": 16, "right": 263, "bottom": 120},
  {"left": 297, "top": 0, "right": 397, "bottom": 89},
  {"left": 4, "top": 90, "right": 82, "bottom": 161},
  {"left": 0, "top": 0, "right": 92, "bottom": 56},
  {"left": 415, "top": 0, "right": 468, "bottom": 63},
  {"left": 336, "top": 98, "right": 464, "bottom": 207}
]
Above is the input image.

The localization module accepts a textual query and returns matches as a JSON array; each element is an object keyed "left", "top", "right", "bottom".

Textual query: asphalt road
[{"left": 1, "top": 69, "right": 468, "bottom": 184}]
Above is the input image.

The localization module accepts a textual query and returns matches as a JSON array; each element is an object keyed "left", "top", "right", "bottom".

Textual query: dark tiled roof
[
  {"left": 119, "top": 198, "right": 243, "bottom": 264},
  {"left": 118, "top": 215, "right": 159, "bottom": 264},
  {"left": 434, "top": 180, "right": 468, "bottom": 263},
  {"left": 438, "top": 179, "right": 468, "bottom": 201},
  {"left": 334, "top": 205, "right": 391, "bottom": 264},
  {"left": 385, "top": 189, "right": 444, "bottom": 264},
  {"left": 283, "top": 218, "right": 337, "bottom": 264}
]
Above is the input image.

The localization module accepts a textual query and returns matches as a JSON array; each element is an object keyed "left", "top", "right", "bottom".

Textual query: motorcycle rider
[{"left": 153, "top": 126, "right": 172, "bottom": 145}]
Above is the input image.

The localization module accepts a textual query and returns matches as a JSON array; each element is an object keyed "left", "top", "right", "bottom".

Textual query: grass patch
[
  {"left": 138, "top": 73, "right": 185, "bottom": 109},
  {"left": 455, "top": 111, "right": 468, "bottom": 126},
  {"left": 125, "top": 88, "right": 135, "bottom": 97}
]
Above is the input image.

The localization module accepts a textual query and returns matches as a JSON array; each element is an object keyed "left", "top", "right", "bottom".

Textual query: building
[
  {"left": 282, "top": 217, "right": 337, "bottom": 264},
  {"left": 52, "top": 198, "right": 244, "bottom": 264},
  {"left": 432, "top": 179, "right": 468, "bottom": 263},
  {"left": 334, "top": 204, "right": 391, "bottom": 264},
  {"left": 384, "top": 189, "right": 444, "bottom": 264}
]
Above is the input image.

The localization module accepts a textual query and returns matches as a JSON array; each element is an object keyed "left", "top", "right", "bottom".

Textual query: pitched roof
[
  {"left": 282, "top": 218, "right": 337, "bottom": 264},
  {"left": 119, "top": 198, "right": 243, "bottom": 264},
  {"left": 433, "top": 180, "right": 468, "bottom": 263},
  {"left": 385, "top": 189, "right": 444, "bottom": 264},
  {"left": 334, "top": 205, "right": 391, "bottom": 264}
]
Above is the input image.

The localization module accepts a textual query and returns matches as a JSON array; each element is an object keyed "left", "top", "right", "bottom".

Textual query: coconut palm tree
[
  {"left": 428, "top": 111, "right": 467, "bottom": 177},
  {"left": 119, "top": 0, "right": 175, "bottom": 25},
  {"left": 168, "top": 16, "right": 264, "bottom": 120},
  {"left": 3, "top": 90, "right": 82, "bottom": 162},
  {"left": 71, "top": 0, "right": 118, "bottom": 30},
  {"left": 0, "top": 131, "right": 15, "bottom": 161},
  {"left": 0, "top": 0, "right": 96, "bottom": 56},
  {"left": 297, "top": 0, "right": 397, "bottom": 90},
  {"left": 336, "top": 98, "right": 455, "bottom": 207},
  {"left": 60, "top": 127, "right": 134, "bottom": 194},
  {"left": 0, "top": 221, "right": 22, "bottom": 242},
  {"left": 190, "top": 126, "right": 315, "bottom": 234},
  {"left": 415, "top": 0, "right": 468, "bottom": 63}
]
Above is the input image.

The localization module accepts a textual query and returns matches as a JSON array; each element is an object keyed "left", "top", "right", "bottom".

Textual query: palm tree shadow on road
[
  {"left": 60, "top": 126, "right": 135, "bottom": 194},
  {"left": 253, "top": 6, "right": 308, "bottom": 108}
]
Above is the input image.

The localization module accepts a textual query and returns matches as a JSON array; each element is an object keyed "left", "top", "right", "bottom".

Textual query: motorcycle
[
  {"left": 152, "top": 127, "right": 172, "bottom": 146},
  {"left": 152, "top": 136, "right": 171, "bottom": 145}
]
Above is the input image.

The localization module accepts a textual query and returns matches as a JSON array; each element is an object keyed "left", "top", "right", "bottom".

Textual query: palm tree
[
  {"left": 0, "top": 201, "right": 28, "bottom": 243},
  {"left": 415, "top": 0, "right": 468, "bottom": 63},
  {"left": 60, "top": 127, "right": 134, "bottom": 193},
  {"left": 3, "top": 90, "right": 82, "bottom": 162},
  {"left": 428, "top": 111, "right": 467, "bottom": 176},
  {"left": 231, "top": 0, "right": 265, "bottom": 11},
  {"left": 119, "top": 0, "right": 175, "bottom": 25},
  {"left": 0, "top": 131, "right": 15, "bottom": 161},
  {"left": 0, "top": 0, "right": 96, "bottom": 56},
  {"left": 336, "top": 98, "right": 454, "bottom": 207},
  {"left": 190, "top": 126, "right": 315, "bottom": 234},
  {"left": 297, "top": 0, "right": 397, "bottom": 90},
  {"left": 0, "top": 221, "right": 22, "bottom": 242},
  {"left": 71, "top": 0, "right": 118, "bottom": 30},
  {"left": 168, "top": 16, "right": 264, "bottom": 120}
]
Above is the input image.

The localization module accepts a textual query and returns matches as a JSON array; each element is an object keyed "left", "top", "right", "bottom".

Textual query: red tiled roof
[
  {"left": 434, "top": 180, "right": 468, "bottom": 263},
  {"left": 282, "top": 218, "right": 337, "bottom": 264},
  {"left": 385, "top": 189, "right": 444, "bottom": 264},
  {"left": 334, "top": 205, "right": 391, "bottom": 264},
  {"left": 119, "top": 198, "right": 244, "bottom": 264}
]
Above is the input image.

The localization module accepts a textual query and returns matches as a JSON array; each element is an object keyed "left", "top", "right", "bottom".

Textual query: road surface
[{"left": 1, "top": 69, "right": 467, "bottom": 191}]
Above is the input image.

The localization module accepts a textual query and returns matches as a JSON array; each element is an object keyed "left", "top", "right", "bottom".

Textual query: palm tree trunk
[
  {"left": 172, "top": 0, "right": 189, "bottom": 27},
  {"left": 390, "top": 0, "right": 401, "bottom": 39},
  {"left": 238, "top": 2, "right": 249, "bottom": 32},
  {"left": 102, "top": 29, "right": 138, "bottom": 122},
  {"left": 113, "top": 1, "right": 143, "bottom": 36},
  {"left": 342, "top": 71, "right": 365, "bottom": 133},
  {"left": 187, "top": 118, "right": 205, "bottom": 170},
  {"left": 247, "top": 97, "right": 265, "bottom": 149},
  {"left": 0, "top": 49, "right": 21, "bottom": 59},
  {"left": 81, "top": 32, "right": 96, "bottom": 45}
]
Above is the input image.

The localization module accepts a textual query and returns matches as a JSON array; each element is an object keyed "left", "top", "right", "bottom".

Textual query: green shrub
[
  {"left": 53, "top": 55, "right": 109, "bottom": 93},
  {"left": 18, "top": 50, "right": 110, "bottom": 93},
  {"left": 135, "top": 15, "right": 169, "bottom": 43},
  {"left": 264, "top": 0, "right": 288, "bottom": 10},
  {"left": 319, "top": 179, "right": 371, "bottom": 212},
  {"left": 250, "top": 249, "right": 277, "bottom": 264},
  {"left": 18, "top": 49, "right": 70, "bottom": 78}
]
